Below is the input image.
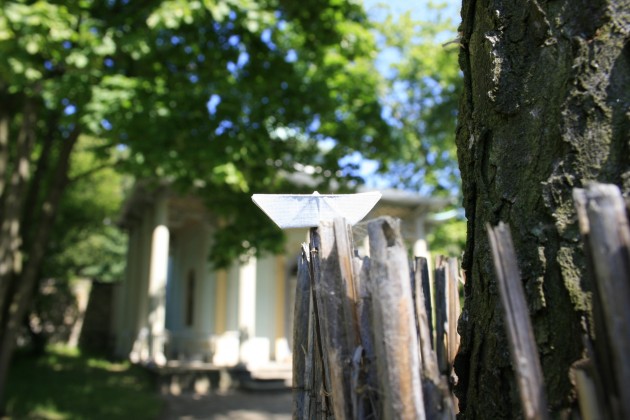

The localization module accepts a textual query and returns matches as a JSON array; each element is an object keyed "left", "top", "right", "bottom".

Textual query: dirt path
[{"left": 159, "top": 390, "right": 292, "bottom": 420}]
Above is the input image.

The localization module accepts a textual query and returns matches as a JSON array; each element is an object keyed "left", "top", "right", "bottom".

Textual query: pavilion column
[
  {"left": 130, "top": 205, "right": 153, "bottom": 363},
  {"left": 214, "top": 269, "right": 228, "bottom": 334},
  {"left": 274, "top": 255, "right": 290, "bottom": 362},
  {"left": 413, "top": 213, "right": 429, "bottom": 258},
  {"left": 117, "top": 224, "right": 140, "bottom": 357},
  {"left": 148, "top": 194, "right": 169, "bottom": 365},
  {"left": 238, "top": 256, "right": 257, "bottom": 341}
]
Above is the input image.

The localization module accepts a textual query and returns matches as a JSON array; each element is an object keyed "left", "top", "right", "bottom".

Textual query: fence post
[
  {"left": 367, "top": 217, "right": 425, "bottom": 420},
  {"left": 293, "top": 245, "right": 311, "bottom": 418},
  {"left": 352, "top": 252, "right": 378, "bottom": 418},
  {"left": 574, "top": 183, "right": 630, "bottom": 420},
  {"left": 434, "top": 256, "right": 448, "bottom": 376},
  {"left": 413, "top": 257, "right": 456, "bottom": 419},
  {"left": 447, "top": 257, "right": 461, "bottom": 370},
  {"left": 487, "top": 222, "right": 549, "bottom": 420},
  {"left": 311, "top": 219, "right": 361, "bottom": 420}
]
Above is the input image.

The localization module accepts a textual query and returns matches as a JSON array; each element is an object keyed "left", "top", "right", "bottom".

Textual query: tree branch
[{"left": 68, "top": 159, "right": 122, "bottom": 184}]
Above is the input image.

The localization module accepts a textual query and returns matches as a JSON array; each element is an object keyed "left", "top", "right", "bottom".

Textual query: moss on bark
[{"left": 454, "top": 0, "right": 630, "bottom": 417}]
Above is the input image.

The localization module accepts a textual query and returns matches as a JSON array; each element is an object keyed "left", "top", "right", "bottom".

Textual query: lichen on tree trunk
[{"left": 454, "top": 0, "right": 630, "bottom": 417}]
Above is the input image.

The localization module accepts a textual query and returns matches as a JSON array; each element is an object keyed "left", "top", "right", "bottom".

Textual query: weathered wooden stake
[
  {"left": 352, "top": 253, "right": 378, "bottom": 418},
  {"left": 292, "top": 216, "right": 461, "bottom": 419},
  {"left": 293, "top": 244, "right": 311, "bottom": 418},
  {"left": 413, "top": 257, "right": 456, "bottom": 419},
  {"left": 434, "top": 256, "right": 448, "bottom": 375},
  {"left": 415, "top": 257, "right": 433, "bottom": 346},
  {"left": 447, "top": 257, "right": 460, "bottom": 369},
  {"left": 367, "top": 217, "right": 425, "bottom": 420},
  {"left": 413, "top": 257, "right": 439, "bottom": 381},
  {"left": 312, "top": 220, "right": 361, "bottom": 420},
  {"left": 487, "top": 222, "right": 549, "bottom": 420},
  {"left": 573, "top": 183, "right": 630, "bottom": 420},
  {"left": 571, "top": 358, "right": 604, "bottom": 420}
]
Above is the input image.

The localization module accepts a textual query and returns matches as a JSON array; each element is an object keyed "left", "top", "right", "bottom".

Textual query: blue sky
[
  {"left": 363, "top": 0, "right": 461, "bottom": 24},
  {"left": 364, "top": 0, "right": 461, "bottom": 76},
  {"left": 341, "top": 0, "right": 462, "bottom": 191}
]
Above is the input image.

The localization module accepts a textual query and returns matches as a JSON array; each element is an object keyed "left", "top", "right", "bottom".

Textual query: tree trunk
[
  {"left": 21, "top": 114, "right": 58, "bottom": 249},
  {"left": 0, "top": 105, "right": 9, "bottom": 198},
  {"left": 454, "top": 0, "right": 630, "bottom": 418},
  {"left": 0, "top": 128, "right": 78, "bottom": 413},
  {"left": 0, "top": 99, "right": 37, "bottom": 328}
]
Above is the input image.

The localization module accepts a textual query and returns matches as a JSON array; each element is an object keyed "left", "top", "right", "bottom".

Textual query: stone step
[
  {"left": 149, "top": 362, "right": 293, "bottom": 395},
  {"left": 241, "top": 377, "right": 291, "bottom": 392}
]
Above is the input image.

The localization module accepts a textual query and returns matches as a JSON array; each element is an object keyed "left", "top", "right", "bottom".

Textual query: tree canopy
[
  {"left": 0, "top": 0, "right": 403, "bottom": 409},
  {"left": 0, "top": 0, "right": 399, "bottom": 269},
  {"left": 0, "top": 1, "right": 465, "bottom": 408}
]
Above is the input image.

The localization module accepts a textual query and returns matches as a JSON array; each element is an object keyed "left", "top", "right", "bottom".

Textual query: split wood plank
[
  {"left": 367, "top": 216, "right": 425, "bottom": 420},
  {"left": 447, "top": 257, "right": 461, "bottom": 369},
  {"left": 487, "top": 222, "right": 549, "bottom": 420},
  {"left": 351, "top": 252, "right": 378, "bottom": 419},
  {"left": 573, "top": 183, "right": 630, "bottom": 420},
  {"left": 571, "top": 359, "right": 604, "bottom": 420},
  {"left": 413, "top": 257, "right": 440, "bottom": 382},
  {"left": 308, "top": 228, "right": 334, "bottom": 419},
  {"left": 434, "top": 256, "right": 448, "bottom": 375},
  {"left": 310, "top": 221, "right": 361, "bottom": 420},
  {"left": 415, "top": 257, "right": 434, "bottom": 347},
  {"left": 413, "top": 257, "right": 456, "bottom": 420},
  {"left": 573, "top": 188, "right": 617, "bottom": 420},
  {"left": 293, "top": 244, "right": 311, "bottom": 418}
]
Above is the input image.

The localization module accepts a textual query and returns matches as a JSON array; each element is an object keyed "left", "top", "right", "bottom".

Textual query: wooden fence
[
  {"left": 290, "top": 182, "right": 629, "bottom": 419},
  {"left": 487, "top": 183, "right": 630, "bottom": 420},
  {"left": 292, "top": 216, "right": 458, "bottom": 419}
]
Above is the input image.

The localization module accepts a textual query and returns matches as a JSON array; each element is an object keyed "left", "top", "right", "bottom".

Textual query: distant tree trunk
[
  {"left": 0, "top": 99, "right": 37, "bottom": 325},
  {"left": 454, "top": 0, "right": 629, "bottom": 418},
  {"left": 0, "top": 109, "right": 78, "bottom": 412}
]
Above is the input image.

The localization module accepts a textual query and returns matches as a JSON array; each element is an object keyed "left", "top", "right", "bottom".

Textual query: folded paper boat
[{"left": 252, "top": 191, "right": 382, "bottom": 229}]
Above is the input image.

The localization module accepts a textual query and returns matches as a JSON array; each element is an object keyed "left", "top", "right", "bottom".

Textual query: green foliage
[
  {"left": 28, "top": 280, "right": 79, "bottom": 353},
  {"left": 5, "top": 345, "right": 162, "bottom": 419},
  {"left": 427, "top": 216, "right": 467, "bottom": 257},
  {"left": 374, "top": 2, "right": 462, "bottom": 195},
  {"left": 1, "top": 0, "right": 464, "bottom": 266},
  {"left": 20, "top": 136, "right": 127, "bottom": 352},
  {"left": 0, "top": 0, "right": 392, "bottom": 264},
  {"left": 42, "top": 136, "right": 128, "bottom": 282}
]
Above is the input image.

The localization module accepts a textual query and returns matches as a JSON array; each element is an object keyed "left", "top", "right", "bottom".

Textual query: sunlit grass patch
[{"left": 6, "top": 345, "right": 162, "bottom": 419}]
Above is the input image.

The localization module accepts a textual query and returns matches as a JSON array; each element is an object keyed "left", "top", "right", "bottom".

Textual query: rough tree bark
[{"left": 454, "top": 0, "right": 629, "bottom": 418}]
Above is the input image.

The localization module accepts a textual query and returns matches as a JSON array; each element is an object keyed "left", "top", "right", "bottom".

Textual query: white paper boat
[{"left": 252, "top": 191, "right": 382, "bottom": 229}]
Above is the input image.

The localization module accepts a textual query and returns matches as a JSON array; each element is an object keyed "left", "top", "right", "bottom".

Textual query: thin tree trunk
[
  {"left": 0, "top": 100, "right": 37, "bottom": 328},
  {"left": 0, "top": 106, "right": 9, "bottom": 198},
  {"left": 454, "top": 0, "right": 630, "bottom": 417},
  {"left": 0, "top": 106, "right": 11, "bottom": 328},
  {"left": 0, "top": 127, "right": 79, "bottom": 413},
  {"left": 21, "top": 113, "right": 58, "bottom": 248}
]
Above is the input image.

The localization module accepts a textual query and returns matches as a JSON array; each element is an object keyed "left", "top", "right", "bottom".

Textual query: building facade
[{"left": 112, "top": 184, "right": 450, "bottom": 368}]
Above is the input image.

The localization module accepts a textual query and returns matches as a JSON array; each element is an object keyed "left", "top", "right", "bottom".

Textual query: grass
[{"left": 5, "top": 345, "right": 163, "bottom": 419}]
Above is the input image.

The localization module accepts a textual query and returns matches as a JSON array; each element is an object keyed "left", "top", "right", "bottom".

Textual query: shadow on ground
[
  {"left": 159, "top": 390, "right": 292, "bottom": 420},
  {"left": 6, "top": 348, "right": 161, "bottom": 419}
]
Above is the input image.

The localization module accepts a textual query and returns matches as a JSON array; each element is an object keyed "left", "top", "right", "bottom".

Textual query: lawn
[{"left": 5, "top": 345, "right": 163, "bottom": 419}]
